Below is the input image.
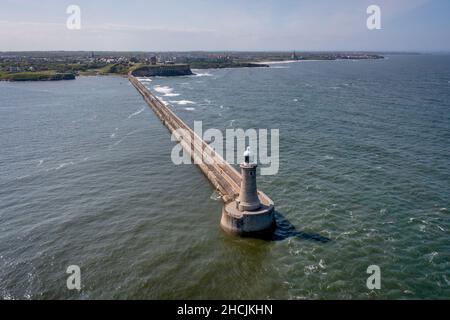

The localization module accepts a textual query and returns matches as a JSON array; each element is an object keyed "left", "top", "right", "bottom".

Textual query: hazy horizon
[
  {"left": 1, "top": 50, "right": 448, "bottom": 54},
  {"left": 1, "top": 0, "right": 449, "bottom": 52}
]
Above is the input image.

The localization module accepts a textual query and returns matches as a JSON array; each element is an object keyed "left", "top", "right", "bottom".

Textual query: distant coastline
[{"left": 0, "top": 51, "right": 384, "bottom": 81}]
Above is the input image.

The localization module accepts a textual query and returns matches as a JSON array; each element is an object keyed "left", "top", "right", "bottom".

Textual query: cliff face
[{"left": 132, "top": 64, "right": 193, "bottom": 77}]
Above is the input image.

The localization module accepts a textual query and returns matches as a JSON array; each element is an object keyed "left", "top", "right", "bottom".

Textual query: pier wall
[{"left": 128, "top": 74, "right": 273, "bottom": 208}]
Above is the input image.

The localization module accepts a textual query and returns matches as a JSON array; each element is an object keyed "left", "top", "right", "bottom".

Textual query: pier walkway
[{"left": 128, "top": 74, "right": 273, "bottom": 207}]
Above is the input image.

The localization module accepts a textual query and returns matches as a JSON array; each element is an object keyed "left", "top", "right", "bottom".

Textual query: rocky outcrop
[{"left": 131, "top": 64, "right": 193, "bottom": 77}]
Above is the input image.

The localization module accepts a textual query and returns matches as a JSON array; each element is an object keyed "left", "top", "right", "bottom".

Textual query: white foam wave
[
  {"left": 112, "top": 138, "right": 125, "bottom": 147},
  {"left": 184, "top": 107, "right": 195, "bottom": 111},
  {"left": 17, "top": 174, "right": 31, "bottom": 180},
  {"left": 137, "top": 77, "right": 152, "bottom": 82},
  {"left": 111, "top": 128, "right": 118, "bottom": 138},
  {"left": 38, "top": 156, "right": 92, "bottom": 173},
  {"left": 169, "top": 100, "right": 195, "bottom": 105},
  {"left": 128, "top": 107, "right": 145, "bottom": 119},
  {"left": 54, "top": 162, "right": 75, "bottom": 171},
  {"left": 109, "top": 130, "right": 141, "bottom": 149},
  {"left": 192, "top": 71, "right": 212, "bottom": 77},
  {"left": 318, "top": 259, "right": 326, "bottom": 269},
  {"left": 424, "top": 252, "right": 438, "bottom": 263},
  {"left": 154, "top": 85, "right": 176, "bottom": 96},
  {"left": 210, "top": 191, "right": 222, "bottom": 201}
]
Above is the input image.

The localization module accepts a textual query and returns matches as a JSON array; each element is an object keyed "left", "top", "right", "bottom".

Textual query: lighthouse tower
[
  {"left": 220, "top": 147, "right": 275, "bottom": 236},
  {"left": 238, "top": 147, "right": 261, "bottom": 211}
]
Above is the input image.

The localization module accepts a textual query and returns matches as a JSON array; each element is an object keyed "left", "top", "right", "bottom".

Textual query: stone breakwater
[
  {"left": 128, "top": 73, "right": 274, "bottom": 227},
  {"left": 128, "top": 73, "right": 275, "bottom": 235},
  {"left": 128, "top": 72, "right": 241, "bottom": 202}
]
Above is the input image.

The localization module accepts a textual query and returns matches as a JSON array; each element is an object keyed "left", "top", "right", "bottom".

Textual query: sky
[{"left": 0, "top": 0, "right": 449, "bottom": 52}]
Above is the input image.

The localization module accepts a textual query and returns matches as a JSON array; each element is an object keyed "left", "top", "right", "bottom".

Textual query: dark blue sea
[{"left": 0, "top": 54, "right": 449, "bottom": 299}]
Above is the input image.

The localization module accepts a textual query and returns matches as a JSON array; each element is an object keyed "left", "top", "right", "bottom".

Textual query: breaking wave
[
  {"left": 136, "top": 77, "right": 152, "bottom": 82},
  {"left": 164, "top": 93, "right": 180, "bottom": 97},
  {"left": 192, "top": 71, "right": 212, "bottom": 77},
  {"left": 169, "top": 100, "right": 195, "bottom": 105},
  {"left": 127, "top": 107, "right": 145, "bottom": 119},
  {"left": 154, "top": 85, "right": 178, "bottom": 96}
]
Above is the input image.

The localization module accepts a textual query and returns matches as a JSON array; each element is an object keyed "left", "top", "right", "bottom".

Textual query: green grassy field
[
  {"left": 0, "top": 71, "right": 76, "bottom": 81},
  {"left": 0, "top": 62, "right": 143, "bottom": 80}
]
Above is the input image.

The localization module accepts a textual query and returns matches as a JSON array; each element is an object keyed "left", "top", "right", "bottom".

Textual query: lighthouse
[
  {"left": 220, "top": 147, "right": 275, "bottom": 236},
  {"left": 238, "top": 147, "right": 261, "bottom": 211}
]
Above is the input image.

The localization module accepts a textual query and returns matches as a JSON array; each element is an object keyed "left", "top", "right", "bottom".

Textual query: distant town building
[
  {"left": 291, "top": 51, "right": 298, "bottom": 60},
  {"left": 8, "top": 66, "right": 22, "bottom": 73},
  {"left": 150, "top": 56, "right": 157, "bottom": 65}
]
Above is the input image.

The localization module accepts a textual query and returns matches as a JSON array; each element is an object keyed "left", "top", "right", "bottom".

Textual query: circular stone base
[{"left": 220, "top": 201, "right": 275, "bottom": 237}]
